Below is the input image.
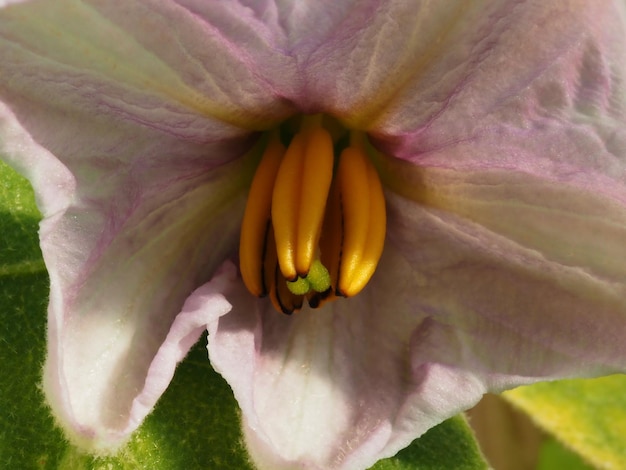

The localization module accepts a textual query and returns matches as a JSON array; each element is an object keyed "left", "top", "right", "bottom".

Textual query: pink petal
[
  {"left": 302, "top": 1, "right": 626, "bottom": 131},
  {"left": 109, "top": 262, "right": 237, "bottom": 443},
  {"left": 386, "top": 2, "right": 626, "bottom": 142},
  {"left": 0, "top": 0, "right": 291, "bottom": 450},
  {"left": 366, "top": 0, "right": 626, "bottom": 293},
  {"left": 0, "top": 0, "right": 296, "bottom": 132},
  {"left": 209, "top": 250, "right": 430, "bottom": 470},
  {"left": 386, "top": 190, "right": 626, "bottom": 376},
  {"left": 2, "top": 86, "right": 247, "bottom": 449},
  {"left": 37, "top": 147, "right": 249, "bottom": 450},
  {"left": 47, "top": 262, "right": 239, "bottom": 450},
  {"left": 208, "top": 244, "right": 491, "bottom": 470}
]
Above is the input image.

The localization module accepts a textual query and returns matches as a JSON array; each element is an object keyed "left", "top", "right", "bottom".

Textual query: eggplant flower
[{"left": 3, "top": 1, "right": 626, "bottom": 469}]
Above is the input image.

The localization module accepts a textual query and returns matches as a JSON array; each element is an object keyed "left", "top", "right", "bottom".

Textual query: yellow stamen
[
  {"left": 296, "top": 127, "right": 335, "bottom": 276},
  {"left": 336, "top": 147, "right": 370, "bottom": 293},
  {"left": 239, "top": 133, "right": 285, "bottom": 297},
  {"left": 263, "top": 225, "right": 302, "bottom": 315},
  {"left": 339, "top": 145, "right": 386, "bottom": 296},
  {"left": 239, "top": 119, "right": 386, "bottom": 314},
  {"left": 263, "top": 225, "right": 278, "bottom": 302},
  {"left": 271, "top": 121, "right": 334, "bottom": 280},
  {"left": 319, "top": 176, "right": 342, "bottom": 303},
  {"left": 320, "top": 136, "right": 386, "bottom": 297}
]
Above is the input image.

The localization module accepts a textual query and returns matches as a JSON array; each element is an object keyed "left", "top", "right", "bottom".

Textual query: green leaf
[
  {"left": 537, "top": 437, "right": 594, "bottom": 470},
  {"left": 0, "top": 160, "right": 488, "bottom": 469},
  {"left": 370, "top": 415, "right": 487, "bottom": 470},
  {"left": 504, "top": 375, "right": 626, "bottom": 469},
  {"left": 0, "top": 160, "right": 65, "bottom": 468}
]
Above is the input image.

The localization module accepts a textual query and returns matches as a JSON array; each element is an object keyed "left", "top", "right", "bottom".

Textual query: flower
[{"left": 2, "top": 1, "right": 626, "bottom": 469}]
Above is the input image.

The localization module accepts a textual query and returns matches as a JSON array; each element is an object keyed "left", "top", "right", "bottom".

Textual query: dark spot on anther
[
  {"left": 336, "top": 288, "right": 348, "bottom": 298},
  {"left": 309, "top": 294, "right": 321, "bottom": 309},
  {"left": 319, "top": 288, "right": 332, "bottom": 300},
  {"left": 275, "top": 264, "right": 300, "bottom": 315},
  {"left": 336, "top": 192, "right": 345, "bottom": 293},
  {"left": 259, "top": 220, "right": 272, "bottom": 297}
]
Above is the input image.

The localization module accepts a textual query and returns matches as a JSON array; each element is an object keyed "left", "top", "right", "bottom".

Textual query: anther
[
  {"left": 239, "top": 133, "right": 285, "bottom": 297},
  {"left": 321, "top": 135, "right": 386, "bottom": 298},
  {"left": 271, "top": 118, "right": 334, "bottom": 280}
]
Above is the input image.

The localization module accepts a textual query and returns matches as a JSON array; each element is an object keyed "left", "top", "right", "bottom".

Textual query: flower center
[{"left": 239, "top": 115, "right": 386, "bottom": 314}]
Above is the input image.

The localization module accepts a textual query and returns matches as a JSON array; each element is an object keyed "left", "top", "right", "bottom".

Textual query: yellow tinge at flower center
[{"left": 239, "top": 116, "right": 386, "bottom": 314}]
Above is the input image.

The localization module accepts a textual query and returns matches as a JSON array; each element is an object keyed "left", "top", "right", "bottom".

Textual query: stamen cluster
[{"left": 239, "top": 116, "right": 386, "bottom": 314}]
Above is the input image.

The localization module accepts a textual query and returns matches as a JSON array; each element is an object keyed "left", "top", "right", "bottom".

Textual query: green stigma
[
  {"left": 286, "top": 276, "right": 310, "bottom": 295},
  {"left": 286, "top": 259, "right": 331, "bottom": 295},
  {"left": 307, "top": 259, "right": 331, "bottom": 292}
]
